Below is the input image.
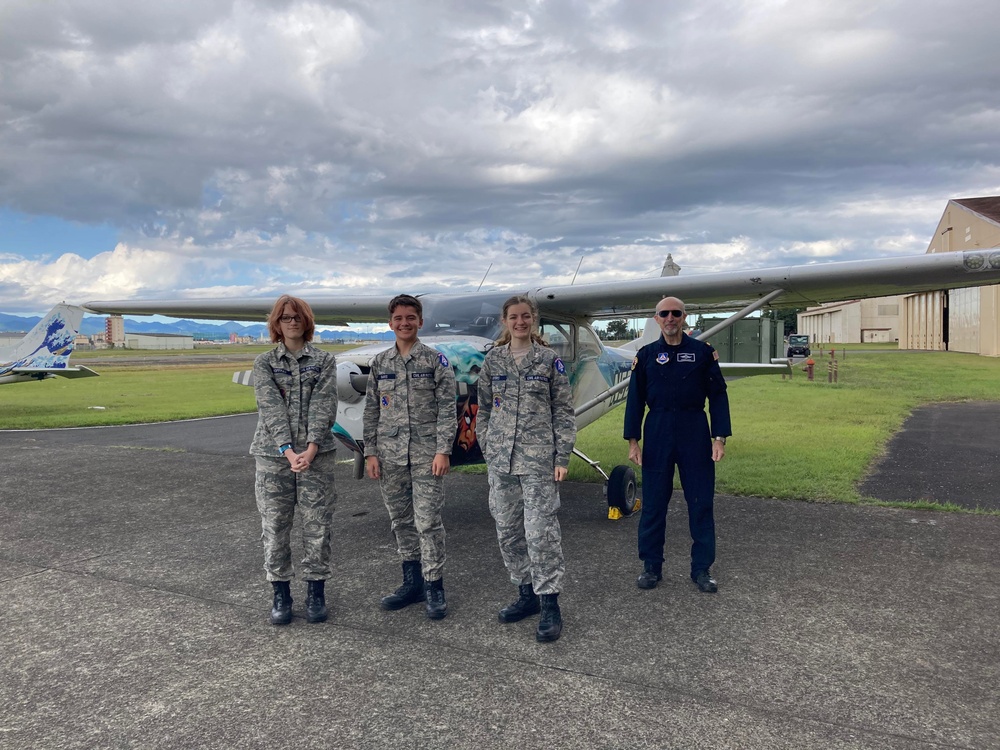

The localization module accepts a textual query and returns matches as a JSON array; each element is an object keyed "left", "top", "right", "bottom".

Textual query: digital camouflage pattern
[
  {"left": 362, "top": 340, "right": 456, "bottom": 463},
  {"left": 363, "top": 340, "right": 456, "bottom": 581},
  {"left": 477, "top": 342, "right": 576, "bottom": 596},
  {"left": 250, "top": 342, "right": 339, "bottom": 456},
  {"left": 378, "top": 462, "right": 446, "bottom": 581},
  {"left": 250, "top": 342, "right": 339, "bottom": 581},
  {"left": 487, "top": 472, "right": 565, "bottom": 594},
  {"left": 476, "top": 342, "right": 576, "bottom": 475},
  {"left": 254, "top": 447, "right": 338, "bottom": 581}
]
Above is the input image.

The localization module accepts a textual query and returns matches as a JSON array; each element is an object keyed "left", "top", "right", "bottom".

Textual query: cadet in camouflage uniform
[
  {"left": 363, "top": 294, "right": 457, "bottom": 620},
  {"left": 476, "top": 295, "right": 576, "bottom": 642},
  {"left": 250, "top": 295, "right": 339, "bottom": 626}
]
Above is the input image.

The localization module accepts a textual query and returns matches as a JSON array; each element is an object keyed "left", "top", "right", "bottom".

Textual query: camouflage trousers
[
  {"left": 378, "top": 461, "right": 446, "bottom": 582},
  {"left": 487, "top": 471, "right": 564, "bottom": 595},
  {"left": 254, "top": 451, "right": 337, "bottom": 582}
]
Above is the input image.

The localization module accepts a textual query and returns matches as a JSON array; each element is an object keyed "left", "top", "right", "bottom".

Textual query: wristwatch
[{"left": 713, "top": 437, "right": 727, "bottom": 445}]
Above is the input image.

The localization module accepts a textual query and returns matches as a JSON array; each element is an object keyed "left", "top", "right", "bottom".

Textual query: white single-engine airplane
[
  {"left": 85, "top": 250, "right": 1000, "bottom": 514},
  {"left": 0, "top": 304, "right": 99, "bottom": 386}
]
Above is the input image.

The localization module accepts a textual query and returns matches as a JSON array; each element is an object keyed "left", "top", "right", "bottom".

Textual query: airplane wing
[
  {"left": 529, "top": 250, "right": 1000, "bottom": 319},
  {"left": 83, "top": 296, "right": 395, "bottom": 326},
  {"left": 84, "top": 250, "right": 1000, "bottom": 324}
]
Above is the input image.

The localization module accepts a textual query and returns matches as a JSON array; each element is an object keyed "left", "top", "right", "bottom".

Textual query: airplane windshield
[{"left": 420, "top": 294, "right": 509, "bottom": 341}]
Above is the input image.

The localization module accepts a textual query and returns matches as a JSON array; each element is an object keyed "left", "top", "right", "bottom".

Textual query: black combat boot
[
  {"left": 536, "top": 593, "right": 563, "bottom": 642},
  {"left": 306, "top": 580, "right": 328, "bottom": 623},
  {"left": 498, "top": 583, "right": 540, "bottom": 623},
  {"left": 380, "top": 560, "right": 425, "bottom": 611},
  {"left": 270, "top": 580, "right": 293, "bottom": 626},
  {"left": 425, "top": 578, "right": 448, "bottom": 620}
]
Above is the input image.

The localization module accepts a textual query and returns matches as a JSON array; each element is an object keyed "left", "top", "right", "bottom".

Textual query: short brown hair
[
  {"left": 388, "top": 294, "right": 422, "bottom": 317},
  {"left": 267, "top": 295, "right": 316, "bottom": 344}
]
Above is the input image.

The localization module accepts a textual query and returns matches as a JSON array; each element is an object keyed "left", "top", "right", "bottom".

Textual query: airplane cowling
[{"left": 336, "top": 361, "right": 365, "bottom": 404}]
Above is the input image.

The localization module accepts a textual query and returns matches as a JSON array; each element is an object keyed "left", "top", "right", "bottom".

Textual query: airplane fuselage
[{"left": 335, "top": 293, "right": 633, "bottom": 466}]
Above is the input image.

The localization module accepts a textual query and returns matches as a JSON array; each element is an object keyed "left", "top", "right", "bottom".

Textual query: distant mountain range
[{"left": 0, "top": 312, "right": 395, "bottom": 341}]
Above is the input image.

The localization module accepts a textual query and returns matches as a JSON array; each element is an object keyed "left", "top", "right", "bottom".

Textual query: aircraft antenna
[
  {"left": 477, "top": 263, "right": 493, "bottom": 292},
  {"left": 571, "top": 255, "right": 585, "bottom": 285}
]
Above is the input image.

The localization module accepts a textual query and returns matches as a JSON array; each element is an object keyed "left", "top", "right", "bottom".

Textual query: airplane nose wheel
[{"left": 607, "top": 465, "right": 639, "bottom": 518}]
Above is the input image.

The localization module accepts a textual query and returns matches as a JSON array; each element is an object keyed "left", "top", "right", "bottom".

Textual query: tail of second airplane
[{"left": 0, "top": 304, "right": 99, "bottom": 385}]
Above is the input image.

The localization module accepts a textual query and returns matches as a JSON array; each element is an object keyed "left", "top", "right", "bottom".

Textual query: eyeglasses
[
  {"left": 656, "top": 309, "right": 684, "bottom": 319},
  {"left": 279, "top": 315, "right": 301, "bottom": 324}
]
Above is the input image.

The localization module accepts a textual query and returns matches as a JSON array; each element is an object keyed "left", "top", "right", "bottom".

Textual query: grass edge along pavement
[{"left": 3, "top": 349, "right": 999, "bottom": 510}]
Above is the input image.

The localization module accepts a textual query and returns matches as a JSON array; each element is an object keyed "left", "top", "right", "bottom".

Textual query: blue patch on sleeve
[
  {"left": 554, "top": 357, "right": 565, "bottom": 374},
  {"left": 438, "top": 352, "right": 450, "bottom": 367}
]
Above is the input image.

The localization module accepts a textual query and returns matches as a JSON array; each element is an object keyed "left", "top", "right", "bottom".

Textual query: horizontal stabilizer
[{"left": 15, "top": 366, "right": 100, "bottom": 379}]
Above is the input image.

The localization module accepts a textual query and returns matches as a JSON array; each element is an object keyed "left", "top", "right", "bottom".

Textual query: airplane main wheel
[{"left": 607, "top": 465, "right": 638, "bottom": 517}]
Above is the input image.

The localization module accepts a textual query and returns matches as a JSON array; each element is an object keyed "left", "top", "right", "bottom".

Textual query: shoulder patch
[
  {"left": 631, "top": 356, "right": 638, "bottom": 371},
  {"left": 554, "top": 357, "right": 565, "bottom": 374},
  {"left": 713, "top": 350, "right": 719, "bottom": 361},
  {"left": 437, "top": 352, "right": 450, "bottom": 367}
]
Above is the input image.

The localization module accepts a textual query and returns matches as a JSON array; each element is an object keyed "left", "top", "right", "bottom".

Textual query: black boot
[
  {"left": 425, "top": 578, "right": 448, "bottom": 620},
  {"left": 498, "top": 583, "right": 540, "bottom": 623},
  {"left": 381, "top": 560, "right": 425, "bottom": 611},
  {"left": 306, "top": 580, "right": 328, "bottom": 623},
  {"left": 536, "top": 593, "right": 563, "bottom": 642},
  {"left": 637, "top": 562, "right": 662, "bottom": 590},
  {"left": 270, "top": 580, "right": 293, "bottom": 626}
]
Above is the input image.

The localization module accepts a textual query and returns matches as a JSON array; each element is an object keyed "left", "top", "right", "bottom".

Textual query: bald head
[{"left": 654, "top": 296, "right": 687, "bottom": 344}]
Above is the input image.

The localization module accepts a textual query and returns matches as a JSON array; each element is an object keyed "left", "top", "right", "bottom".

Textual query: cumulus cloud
[{"left": 1, "top": 0, "right": 1000, "bottom": 312}]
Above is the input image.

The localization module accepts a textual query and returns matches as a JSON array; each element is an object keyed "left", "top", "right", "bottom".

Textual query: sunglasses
[
  {"left": 656, "top": 309, "right": 684, "bottom": 319},
  {"left": 279, "top": 315, "right": 302, "bottom": 323}
]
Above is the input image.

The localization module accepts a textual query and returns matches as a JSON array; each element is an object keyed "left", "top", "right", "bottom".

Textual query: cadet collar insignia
[
  {"left": 677, "top": 352, "right": 695, "bottom": 362},
  {"left": 554, "top": 357, "right": 565, "bottom": 374},
  {"left": 656, "top": 352, "right": 669, "bottom": 364},
  {"left": 493, "top": 396, "right": 502, "bottom": 409},
  {"left": 631, "top": 356, "right": 638, "bottom": 371},
  {"left": 381, "top": 394, "right": 391, "bottom": 408},
  {"left": 437, "top": 352, "right": 450, "bottom": 367}
]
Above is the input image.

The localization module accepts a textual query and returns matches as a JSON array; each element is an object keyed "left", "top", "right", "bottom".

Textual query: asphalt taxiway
[{"left": 1, "top": 413, "right": 998, "bottom": 749}]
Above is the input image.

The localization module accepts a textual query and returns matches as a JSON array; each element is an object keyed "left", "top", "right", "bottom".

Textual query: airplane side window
[
  {"left": 578, "top": 325, "right": 603, "bottom": 361},
  {"left": 539, "top": 319, "right": 575, "bottom": 361}
]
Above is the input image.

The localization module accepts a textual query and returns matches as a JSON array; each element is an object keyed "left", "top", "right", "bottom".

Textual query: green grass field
[{"left": 4, "top": 347, "right": 997, "bottom": 506}]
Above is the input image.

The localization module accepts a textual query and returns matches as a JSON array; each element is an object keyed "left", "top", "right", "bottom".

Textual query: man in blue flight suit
[{"left": 623, "top": 296, "right": 731, "bottom": 593}]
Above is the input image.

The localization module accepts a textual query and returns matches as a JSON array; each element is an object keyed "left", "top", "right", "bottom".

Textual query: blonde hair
[{"left": 495, "top": 295, "right": 547, "bottom": 347}]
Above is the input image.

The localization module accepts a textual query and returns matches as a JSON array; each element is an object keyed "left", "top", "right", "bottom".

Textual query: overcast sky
[{"left": 2, "top": 0, "right": 999, "bottom": 315}]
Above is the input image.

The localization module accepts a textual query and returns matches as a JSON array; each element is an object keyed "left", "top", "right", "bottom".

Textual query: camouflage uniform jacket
[
  {"left": 249, "top": 342, "right": 339, "bottom": 457},
  {"left": 363, "top": 340, "right": 457, "bottom": 465},
  {"left": 476, "top": 342, "right": 576, "bottom": 475}
]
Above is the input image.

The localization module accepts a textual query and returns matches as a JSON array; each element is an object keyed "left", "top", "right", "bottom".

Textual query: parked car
[{"left": 786, "top": 334, "right": 811, "bottom": 358}]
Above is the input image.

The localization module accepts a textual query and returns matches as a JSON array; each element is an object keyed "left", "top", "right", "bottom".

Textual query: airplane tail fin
[{"left": 0, "top": 304, "right": 99, "bottom": 381}]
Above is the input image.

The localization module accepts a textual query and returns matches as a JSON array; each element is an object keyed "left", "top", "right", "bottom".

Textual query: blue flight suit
[{"left": 623, "top": 333, "right": 731, "bottom": 578}]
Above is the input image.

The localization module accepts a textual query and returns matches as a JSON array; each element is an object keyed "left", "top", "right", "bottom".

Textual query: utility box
[{"left": 695, "top": 317, "right": 782, "bottom": 363}]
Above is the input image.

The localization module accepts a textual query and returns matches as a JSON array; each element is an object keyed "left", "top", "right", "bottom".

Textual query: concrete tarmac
[{"left": 1, "top": 416, "right": 999, "bottom": 749}]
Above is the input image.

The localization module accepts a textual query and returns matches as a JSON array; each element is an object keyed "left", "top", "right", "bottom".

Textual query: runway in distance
[
  {"left": 0, "top": 304, "right": 99, "bottom": 386},
  {"left": 85, "top": 249, "right": 1000, "bottom": 513}
]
